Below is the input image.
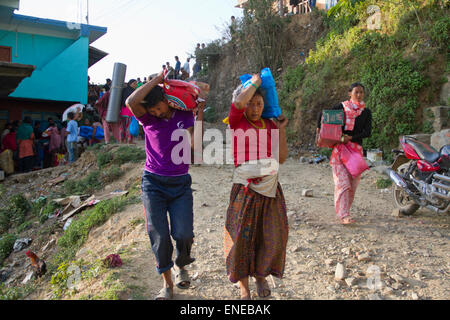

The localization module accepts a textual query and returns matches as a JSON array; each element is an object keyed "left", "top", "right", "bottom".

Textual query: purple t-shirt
[{"left": 137, "top": 110, "right": 194, "bottom": 176}]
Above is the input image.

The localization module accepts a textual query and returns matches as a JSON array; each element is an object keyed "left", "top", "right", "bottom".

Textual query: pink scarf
[{"left": 342, "top": 100, "right": 365, "bottom": 131}]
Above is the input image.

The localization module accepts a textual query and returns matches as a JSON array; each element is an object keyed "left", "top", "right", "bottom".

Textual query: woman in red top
[
  {"left": 224, "top": 73, "right": 289, "bottom": 300},
  {"left": 1, "top": 126, "right": 17, "bottom": 152}
]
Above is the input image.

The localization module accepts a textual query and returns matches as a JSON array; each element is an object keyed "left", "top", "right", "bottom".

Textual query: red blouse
[
  {"left": 228, "top": 103, "right": 277, "bottom": 167},
  {"left": 1, "top": 132, "right": 17, "bottom": 152}
]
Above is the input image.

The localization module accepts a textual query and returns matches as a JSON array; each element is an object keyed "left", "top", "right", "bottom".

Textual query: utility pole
[{"left": 86, "top": 0, "right": 89, "bottom": 25}]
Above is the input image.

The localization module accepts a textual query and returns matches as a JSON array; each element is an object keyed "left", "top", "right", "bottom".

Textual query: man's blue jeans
[
  {"left": 141, "top": 171, "right": 195, "bottom": 275},
  {"left": 67, "top": 141, "right": 77, "bottom": 163}
]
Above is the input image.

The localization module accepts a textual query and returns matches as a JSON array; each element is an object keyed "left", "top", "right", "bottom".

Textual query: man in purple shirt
[{"left": 126, "top": 71, "right": 204, "bottom": 300}]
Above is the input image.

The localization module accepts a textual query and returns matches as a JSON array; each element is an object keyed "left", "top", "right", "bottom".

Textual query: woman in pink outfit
[
  {"left": 120, "top": 79, "right": 137, "bottom": 144},
  {"left": 48, "top": 124, "right": 62, "bottom": 163},
  {"left": 317, "top": 83, "right": 372, "bottom": 225}
]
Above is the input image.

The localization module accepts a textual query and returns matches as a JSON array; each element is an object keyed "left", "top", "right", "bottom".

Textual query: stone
[
  {"left": 357, "top": 253, "right": 371, "bottom": 262},
  {"left": 345, "top": 277, "right": 356, "bottom": 287},
  {"left": 411, "top": 292, "right": 419, "bottom": 300},
  {"left": 13, "top": 238, "right": 32, "bottom": 252},
  {"left": 341, "top": 247, "right": 351, "bottom": 255},
  {"left": 424, "top": 106, "right": 450, "bottom": 132},
  {"left": 335, "top": 263, "right": 345, "bottom": 281},
  {"left": 301, "top": 189, "right": 314, "bottom": 197},
  {"left": 433, "top": 231, "right": 442, "bottom": 237},
  {"left": 431, "top": 129, "right": 450, "bottom": 151},
  {"left": 22, "top": 271, "right": 34, "bottom": 284},
  {"left": 0, "top": 269, "right": 11, "bottom": 283},
  {"left": 293, "top": 246, "right": 302, "bottom": 253},
  {"left": 439, "top": 75, "right": 450, "bottom": 104}
]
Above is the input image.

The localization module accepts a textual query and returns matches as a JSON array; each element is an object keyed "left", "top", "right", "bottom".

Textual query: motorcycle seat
[{"left": 405, "top": 138, "right": 440, "bottom": 163}]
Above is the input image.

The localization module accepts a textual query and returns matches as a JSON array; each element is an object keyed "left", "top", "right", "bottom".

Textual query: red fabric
[
  {"left": 103, "top": 254, "right": 122, "bottom": 267},
  {"left": 160, "top": 80, "right": 200, "bottom": 110},
  {"left": 95, "top": 91, "right": 110, "bottom": 119},
  {"left": 342, "top": 100, "right": 365, "bottom": 131},
  {"left": 1, "top": 132, "right": 17, "bottom": 152},
  {"left": 228, "top": 103, "right": 277, "bottom": 167}
]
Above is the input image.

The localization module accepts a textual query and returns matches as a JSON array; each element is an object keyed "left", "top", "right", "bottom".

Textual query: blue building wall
[{"left": 0, "top": 29, "right": 89, "bottom": 104}]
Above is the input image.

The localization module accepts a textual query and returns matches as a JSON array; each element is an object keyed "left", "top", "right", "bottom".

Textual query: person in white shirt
[{"left": 181, "top": 58, "right": 190, "bottom": 80}]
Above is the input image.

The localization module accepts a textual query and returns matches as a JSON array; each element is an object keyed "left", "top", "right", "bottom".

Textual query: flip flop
[
  {"left": 256, "top": 279, "right": 271, "bottom": 298},
  {"left": 175, "top": 269, "right": 191, "bottom": 289},
  {"left": 155, "top": 287, "right": 173, "bottom": 300}
]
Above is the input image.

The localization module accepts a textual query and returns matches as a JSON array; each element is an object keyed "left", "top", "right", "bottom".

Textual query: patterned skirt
[{"left": 224, "top": 183, "right": 288, "bottom": 283}]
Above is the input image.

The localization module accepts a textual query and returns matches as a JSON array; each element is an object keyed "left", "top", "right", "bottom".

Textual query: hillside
[{"left": 197, "top": 0, "right": 449, "bottom": 158}]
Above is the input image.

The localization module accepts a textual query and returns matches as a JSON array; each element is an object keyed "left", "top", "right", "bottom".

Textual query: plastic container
[
  {"left": 367, "top": 149, "right": 383, "bottom": 163},
  {"left": 240, "top": 67, "right": 281, "bottom": 119}
]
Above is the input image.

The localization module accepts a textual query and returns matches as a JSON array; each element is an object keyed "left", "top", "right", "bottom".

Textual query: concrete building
[{"left": 0, "top": 0, "right": 107, "bottom": 128}]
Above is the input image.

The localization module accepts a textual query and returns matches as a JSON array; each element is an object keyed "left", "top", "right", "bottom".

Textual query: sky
[{"left": 16, "top": 0, "right": 243, "bottom": 84}]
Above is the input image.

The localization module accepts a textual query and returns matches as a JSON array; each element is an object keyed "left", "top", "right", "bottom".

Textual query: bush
[
  {"left": 64, "top": 171, "right": 102, "bottom": 196},
  {"left": 0, "top": 234, "right": 16, "bottom": 266},
  {"left": 279, "top": 0, "right": 446, "bottom": 154},
  {"left": 101, "top": 165, "right": 123, "bottom": 184},
  {"left": 113, "top": 146, "right": 146, "bottom": 166},
  {"left": 238, "top": 0, "right": 289, "bottom": 73},
  {"left": 0, "top": 283, "right": 35, "bottom": 300},
  {"left": 0, "top": 194, "right": 31, "bottom": 233},
  {"left": 97, "top": 152, "right": 113, "bottom": 168}
]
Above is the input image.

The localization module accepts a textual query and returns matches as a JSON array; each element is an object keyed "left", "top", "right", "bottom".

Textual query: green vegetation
[
  {"left": 238, "top": 0, "right": 289, "bottom": 72},
  {"left": 50, "top": 259, "right": 108, "bottom": 299},
  {"left": 95, "top": 145, "right": 145, "bottom": 169},
  {"left": 0, "top": 194, "right": 31, "bottom": 234},
  {"left": 279, "top": 0, "right": 449, "bottom": 155},
  {"left": 51, "top": 193, "right": 140, "bottom": 270},
  {"left": 63, "top": 165, "right": 127, "bottom": 196},
  {"left": 376, "top": 178, "right": 393, "bottom": 189},
  {"left": 0, "top": 234, "right": 16, "bottom": 266},
  {"left": 0, "top": 283, "right": 35, "bottom": 300},
  {"left": 32, "top": 197, "right": 61, "bottom": 224}
]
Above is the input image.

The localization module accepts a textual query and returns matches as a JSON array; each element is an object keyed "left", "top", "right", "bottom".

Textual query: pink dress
[{"left": 49, "top": 127, "right": 62, "bottom": 152}]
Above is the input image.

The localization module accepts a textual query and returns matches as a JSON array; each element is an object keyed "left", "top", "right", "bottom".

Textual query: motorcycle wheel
[{"left": 392, "top": 163, "right": 420, "bottom": 216}]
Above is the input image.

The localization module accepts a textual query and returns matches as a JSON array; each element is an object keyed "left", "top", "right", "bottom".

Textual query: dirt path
[{"left": 75, "top": 158, "right": 450, "bottom": 300}]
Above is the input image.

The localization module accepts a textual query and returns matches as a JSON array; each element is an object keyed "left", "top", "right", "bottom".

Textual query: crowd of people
[
  {"left": 160, "top": 44, "right": 207, "bottom": 82},
  {"left": 0, "top": 106, "right": 106, "bottom": 174},
  {"left": 0, "top": 75, "right": 150, "bottom": 174}
]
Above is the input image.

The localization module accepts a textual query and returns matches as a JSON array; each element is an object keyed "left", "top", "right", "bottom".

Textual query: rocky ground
[{"left": 2, "top": 141, "right": 449, "bottom": 300}]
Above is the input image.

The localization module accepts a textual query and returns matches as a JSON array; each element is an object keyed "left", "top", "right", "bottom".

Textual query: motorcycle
[{"left": 387, "top": 136, "right": 450, "bottom": 215}]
